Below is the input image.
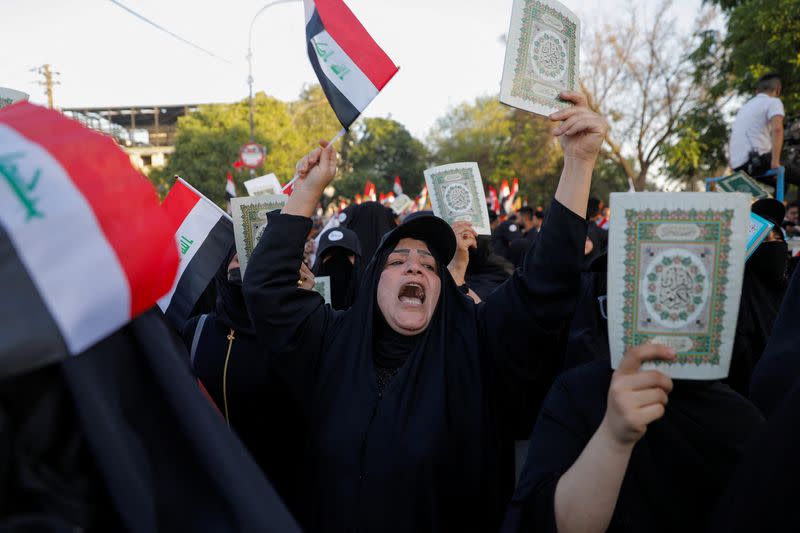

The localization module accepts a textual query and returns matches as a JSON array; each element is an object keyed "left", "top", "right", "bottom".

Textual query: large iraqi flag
[
  {"left": 304, "top": 0, "right": 398, "bottom": 129},
  {"left": 157, "top": 178, "right": 233, "bottom": 328},
  {"left": 0, "top": 102, "right": 178, "bottom": 377}
]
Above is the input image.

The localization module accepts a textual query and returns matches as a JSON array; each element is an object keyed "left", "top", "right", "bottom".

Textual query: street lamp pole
[{"left": 247, "top": 0, "right": 300, "bottom": 143}]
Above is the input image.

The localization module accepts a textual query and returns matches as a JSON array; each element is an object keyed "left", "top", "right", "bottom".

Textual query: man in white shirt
[{"left": 729, "top": 73, "right": 785, "bottom": 181}]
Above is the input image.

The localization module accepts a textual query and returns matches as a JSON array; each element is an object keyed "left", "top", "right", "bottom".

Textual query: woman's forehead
[{"left": 391, "top": 237, "right": 431, "bottom": 254}]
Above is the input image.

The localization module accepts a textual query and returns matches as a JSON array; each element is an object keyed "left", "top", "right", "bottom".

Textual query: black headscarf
[
  {"left": 466, "top": 235, "right": 514, "bottom": 299},
  {"left": 340, "top": 202, "right": 397, "bottom": 263},
  {"left": 312, "top": 227, "right": 363, "bottom": 310},
  {"left": 214, "top": 246, "right": 255, "bottom": 335},
  {"left": 726, "top": 240, "right": 788, "bottom": 396}
]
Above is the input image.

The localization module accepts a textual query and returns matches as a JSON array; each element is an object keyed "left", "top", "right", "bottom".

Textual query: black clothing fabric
[
  {"left": 491, "top": 219, "right": 522, "bottom": 260},
  {"left": 182, "top": 272, "right": 305, "bottom": 519},
  {"left": 0, "top": 309, "right": 299, "bottom": 532},
  {"left": 585, "top": 223, "right": 607, "bottom": 269},
  {"left": 750, "top": 263, "right": 800, "bottom": 417},
  {"left": 243, "top": 200, "right": 587, "bottom": 532},
  {"left": 340, "top": 201, "right": 397, "bottom": 263},
  {"left": 465, "top": 236, "right": 514, "bottom": 300},
  {"left": 563, "top": 269, "right": 609, "bottom": 369},
  {"left": 508, "top": 236, "right": 536, "bottom": 269},
  {"left": 708, "top": 375, "right": 800, "bottom": 532},
  {"left": 313, "top": 250, "right": 360, "bottom": 310},
  {"left": 372, "top": 311, "right": 420, "bottom": 371},
  {"left": 726, "top": 242, "right": 788, "bottom": 396},
  {"left": 503, "top": 360, "right": 765, "bottom": 533}
]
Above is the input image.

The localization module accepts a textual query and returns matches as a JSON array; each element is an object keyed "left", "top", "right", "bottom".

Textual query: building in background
[{"left": 61, "top": 103, "right": 214, "bottom": 175}]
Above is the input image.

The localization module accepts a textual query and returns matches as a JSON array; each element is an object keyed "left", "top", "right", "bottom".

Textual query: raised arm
[
  {"left": 554, "top": 345, "right": 674, "bottom": 533},
  {"left": 478, "top": 93, "right": 607, "bottom": 402},
  {"left": 242, "top": 141, "right": 339, "bottom": 399}
]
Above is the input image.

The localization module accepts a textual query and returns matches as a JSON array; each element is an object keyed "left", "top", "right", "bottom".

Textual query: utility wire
[{"left": 108, "top": 0, "right": 232, "bottom": 64}]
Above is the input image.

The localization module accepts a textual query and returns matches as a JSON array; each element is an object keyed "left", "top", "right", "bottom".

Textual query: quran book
[{"left": 607, "top": 193, "right": 749, "bottom": 379}]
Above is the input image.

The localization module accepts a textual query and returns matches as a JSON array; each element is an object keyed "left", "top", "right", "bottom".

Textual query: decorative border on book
[
  {"left": 510, "top": 0, "right": 577, "bottom": 108},
  {"left": 621, "top": 208, "right": 734, "bottom": 366}
]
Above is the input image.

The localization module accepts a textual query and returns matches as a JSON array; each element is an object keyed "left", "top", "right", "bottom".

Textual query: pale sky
[{"left": 1, "top": 0, "right": 703, "bottom": 139}]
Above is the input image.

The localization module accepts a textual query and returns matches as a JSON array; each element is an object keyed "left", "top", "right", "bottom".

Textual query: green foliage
[
  {"left": 724, "top": 0, "right": 800, "bottom": 115},
  {"left": 589, "top": 157, "right": 634, "bottom": 203},
  {"left": 427, "top": 96, "right": 561, "bottom": 205},
  {"left": 664, "top": 0, "right": 799, "bottom": 186},
  {"left": 151, "top": 86, "right": 340, "bottom": 207},
  {"left": 336, "top": 117, "right": 429, "bottom": 198}
]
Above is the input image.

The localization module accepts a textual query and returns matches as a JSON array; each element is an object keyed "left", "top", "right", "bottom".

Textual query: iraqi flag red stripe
[
  {"left": 314, "top": 0, "right": 398, "bottom": 90},
  {"left": 0, "top": 103, "right": 177, "bottom": 316}
]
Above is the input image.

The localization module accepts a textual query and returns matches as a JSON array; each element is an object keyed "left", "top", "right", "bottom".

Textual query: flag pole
[{"left": 282, "top": 128, "right": 347, "bottom": 193}]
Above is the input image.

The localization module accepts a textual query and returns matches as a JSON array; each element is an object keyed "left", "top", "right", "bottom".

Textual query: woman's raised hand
[{"left": 600, "top": 344, "right": 676, "bottom": 448}]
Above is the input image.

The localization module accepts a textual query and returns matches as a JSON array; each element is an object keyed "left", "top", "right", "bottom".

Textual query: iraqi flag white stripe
[
  {"left": 157, "top": 199, "right": 224, "bottom": 313},
  {"left": 0, "top": 124, "right": 130, "bottom": 354},
  {"left": 310, "top": 29, "right": 379, "bottom": 113}
]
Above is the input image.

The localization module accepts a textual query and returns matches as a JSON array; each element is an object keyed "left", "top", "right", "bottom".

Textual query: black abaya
[
  {"left": 750, "top": 262, "right": 800, "bottom": 417},
  {"left": 243, "top": 200, "right": 587, "bottom": 532},
  {"left": 503, "top": 360, "right": 764, "bottom": 533},
  {"left": 0, "top": 309, "right": 299, "bottom": 532}
]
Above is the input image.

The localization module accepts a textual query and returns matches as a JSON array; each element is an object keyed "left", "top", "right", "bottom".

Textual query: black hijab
[
  {"left": 340, "top": 201, "right": 397, "bottom": 263},
  {"left": 466, "top": 235, "right": 514, "bottom": 299},
  {"left": 727, "top": 240, "right": 788, "bottom": 396},
  {"left": 313, "top": 227, "right": 363, "bottom": 310},
  {"left": 214, "top": 247, "right": 255, "bottom": 335}
]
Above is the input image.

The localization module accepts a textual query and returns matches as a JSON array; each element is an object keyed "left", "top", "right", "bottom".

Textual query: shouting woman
[{"left": 243, "top": 93, "right": 607, "bottom": 532}]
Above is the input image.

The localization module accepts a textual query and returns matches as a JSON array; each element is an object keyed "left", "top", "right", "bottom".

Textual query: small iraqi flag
[
  {"left": 304, "top": 0, "right": 398, "bottom": 129},
  {"left": 157, "top": 178, "right": 234, "bottom": 329},
  {"left": 0, "top": 102, "right": 178, "bottom": 377},
  {"left": 225, "top": 171, "right": 237, "bottom": 200}
]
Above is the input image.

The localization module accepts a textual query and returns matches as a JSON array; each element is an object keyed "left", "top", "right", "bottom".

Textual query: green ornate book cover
[
  {"left": 231, "top": 194, "right": 288, "bottom": 275},
  {"left": 716, "top": 171, "right": 771, "bottom": 200},
  {"left": 424, "top": 162, "right": 491, "bottom": 235},
  {"left": 500, "top": 0, "right": 580, "bottom": 116},
  {"left": 608, "top": 193, "right": 749, "bottom": 379}
]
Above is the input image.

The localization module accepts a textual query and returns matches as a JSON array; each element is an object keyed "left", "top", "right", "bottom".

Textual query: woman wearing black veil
[{"left": 243, "top": 92, "right": 606, "bottom": 532}]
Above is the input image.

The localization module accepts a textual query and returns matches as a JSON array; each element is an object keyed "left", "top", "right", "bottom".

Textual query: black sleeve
[
  {"left": 505, "top": 374, "right": 596, "bottom": 533},
  {"left": 750, "top": 265, "right": 800, "bottom": 417},
  {"left": 242, "top": 212, "right": 335, "bottom": 401},
  {"left": 478, "top": 200, "right": 586, "bottom": 420}
]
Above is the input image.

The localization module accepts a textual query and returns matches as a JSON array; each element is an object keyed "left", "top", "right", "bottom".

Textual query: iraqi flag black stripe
[
  {"left": 306, "top": 10, "right": 361, "bottom": 129},
  {"left": 163, "top": 216, "right": 233, "bottom": 329},
  {"left": 0, "top": 223, "right": 69, "bottom": 378}
]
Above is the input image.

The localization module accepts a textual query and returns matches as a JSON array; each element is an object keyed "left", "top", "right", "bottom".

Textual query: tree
[
  {"left": 709, "top": 0, "right": 800, "bottom": 115},
  {"left": 336, "top": 117, "right": 429, "bottom": 199},
  {"left": 581, "top": 0, "right": 717, "bottom": 190},
  {"left": 151, "top": 86, "right": 341, "bottom": 206},
  {"left": 428, "top": 96, "right": 561, "bottom": 204}
]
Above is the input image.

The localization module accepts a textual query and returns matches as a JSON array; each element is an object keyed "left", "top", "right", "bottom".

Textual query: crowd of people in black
[{"left": 3, "top": 91, "right": 800, "bottom": 533}]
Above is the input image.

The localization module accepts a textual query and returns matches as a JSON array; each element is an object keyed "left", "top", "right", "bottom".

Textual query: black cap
[
  {"left": 752, "top": 198, "right": 785, "bottom": 228},
  {"left": 317, "top": 227, "right": 362, "bottom": 259},
  {"left": 379, "top": 211, "right": 457, "bottom": 265}
]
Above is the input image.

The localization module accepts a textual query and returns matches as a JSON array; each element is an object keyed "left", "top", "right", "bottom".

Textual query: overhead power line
[{"left": 108, "top": 0, "right": 232, "bottom": 64}]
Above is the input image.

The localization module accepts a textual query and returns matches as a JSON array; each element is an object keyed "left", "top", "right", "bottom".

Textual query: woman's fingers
[
  {"left": 617, "top": 344, "right": 676, "bottom": 375},
  {"left": 629, "top": 388, "right": 669, "bottom": 408}
]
